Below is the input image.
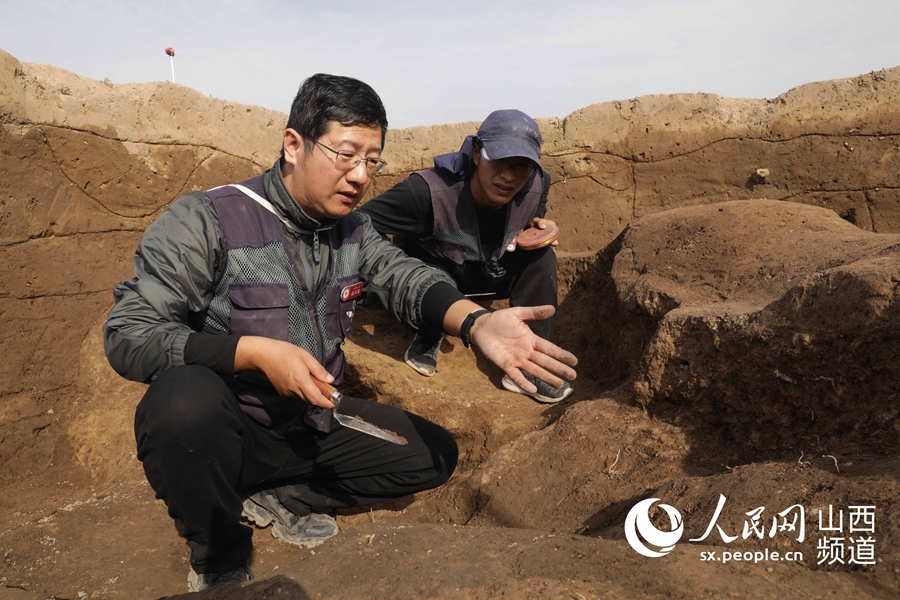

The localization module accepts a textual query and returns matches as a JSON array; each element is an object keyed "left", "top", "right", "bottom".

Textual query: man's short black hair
[{"left": 284, "top": 73, "right": 388, "bottom": 157}]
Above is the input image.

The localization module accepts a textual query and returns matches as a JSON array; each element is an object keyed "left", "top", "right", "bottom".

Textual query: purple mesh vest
[
  {"left": 417, "top": 167, "right": 543, "bottom": 268},
  {"left": 203, "top": 175, "right": 363, "bottom": 432}
]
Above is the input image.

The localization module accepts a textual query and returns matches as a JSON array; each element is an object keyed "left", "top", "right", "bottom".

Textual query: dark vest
[
  {"left": 203, "top": 175, "right": 362, "bottom": 431},
  {"left": 416, "top": 168, "right": 543, "bottom": 273}
]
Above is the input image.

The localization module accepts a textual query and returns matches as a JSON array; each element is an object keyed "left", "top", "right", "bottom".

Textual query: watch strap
[{"left": 460, "top": 309, "right": 490, "bottom": 348}]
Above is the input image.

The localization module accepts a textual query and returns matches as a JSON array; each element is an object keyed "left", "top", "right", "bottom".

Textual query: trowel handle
[{"left": 312, "top": 378, "right": 342, "bottom": 406}]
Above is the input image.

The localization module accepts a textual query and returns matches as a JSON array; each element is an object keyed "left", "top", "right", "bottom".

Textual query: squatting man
[
  {"left": 103, "top": 74, "right": 578, "bottom": 591},
  {"left": 360, "top": 108, "right": 571, "bottom": 402}
]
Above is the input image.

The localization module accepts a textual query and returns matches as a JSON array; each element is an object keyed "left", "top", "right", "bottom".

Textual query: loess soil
[{"left": 1, "top": 48, "right": 900, "bottom": 599}]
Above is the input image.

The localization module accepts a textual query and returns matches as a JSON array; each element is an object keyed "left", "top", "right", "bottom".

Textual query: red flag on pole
[{"left": 165, "top": 48, "right": 176, "bottom": 83}]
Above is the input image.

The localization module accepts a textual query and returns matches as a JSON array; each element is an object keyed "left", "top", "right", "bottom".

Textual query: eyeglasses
[
  {"left": 480, "top": 148, "right": 535, "bottom": 179},
  {"left": 306, "top": 137, "right": 387, "bottom": 174}
]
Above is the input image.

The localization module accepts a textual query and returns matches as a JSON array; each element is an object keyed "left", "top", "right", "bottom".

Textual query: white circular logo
[{"left": 624, "top": 498, "right": 684, "bottom": 558}]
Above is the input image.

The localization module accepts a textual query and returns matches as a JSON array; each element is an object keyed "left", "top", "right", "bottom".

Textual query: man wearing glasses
[
  {"left": 104, "top": 77, "right": 576, "bottom": 591},
  {"left": 359, "top": 110, "right": 571, "bottom": 403}
]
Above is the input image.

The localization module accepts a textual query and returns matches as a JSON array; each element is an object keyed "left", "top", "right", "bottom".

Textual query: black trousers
[
  {"left": 134, "top": 365, "right": 458, "bottom": 574},
  {"left": 455, "top": 246, "right": 559, "bottom": 340}
]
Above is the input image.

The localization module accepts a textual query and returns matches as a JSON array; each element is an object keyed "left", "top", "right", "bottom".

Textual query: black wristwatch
[{"left": 460, "top": 309, "right": 490, "bottom": 348}]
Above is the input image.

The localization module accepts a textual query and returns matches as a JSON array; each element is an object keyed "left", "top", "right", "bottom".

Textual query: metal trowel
[{"left": 312, "top": 379, "right": 406, "bottom": 445}]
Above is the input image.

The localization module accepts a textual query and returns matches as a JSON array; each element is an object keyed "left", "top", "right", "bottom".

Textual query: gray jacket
[{"left": 104, "top": 160, "right": 456, "bottom": 384}]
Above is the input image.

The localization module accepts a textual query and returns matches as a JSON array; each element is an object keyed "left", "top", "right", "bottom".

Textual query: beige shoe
[{"left": 501, "top": 372, "right": 573, "bottom": 403}]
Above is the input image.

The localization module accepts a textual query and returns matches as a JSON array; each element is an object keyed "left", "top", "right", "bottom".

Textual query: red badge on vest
[{"left": 340, "top": 282, "right": 363, "bottom": 302}]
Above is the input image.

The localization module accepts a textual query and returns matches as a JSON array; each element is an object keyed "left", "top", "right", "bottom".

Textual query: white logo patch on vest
[{"left": 341, "top": 282, "right": 363, "bottom": 302}]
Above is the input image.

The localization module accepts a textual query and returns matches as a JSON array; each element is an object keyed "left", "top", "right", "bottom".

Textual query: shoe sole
[
  {"left": 241, "top": 498, "right": 274, "bottom": 528},
  {"left": 501, "top": 376, "right": 574, "bottom": 404},
  {"left": 270, "top": 521, "right": 335, "bottom": 549},
  {"left": 404, "top": 349, "right": 436, "bottom": 377}
]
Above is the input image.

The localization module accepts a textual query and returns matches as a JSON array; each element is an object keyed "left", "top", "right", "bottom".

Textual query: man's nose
[
  {"left": 345, "top": 161, "right": 371, "bottom": 185},
  {"left": 497, "top": 167, "right": 516, "bottom": 182}
]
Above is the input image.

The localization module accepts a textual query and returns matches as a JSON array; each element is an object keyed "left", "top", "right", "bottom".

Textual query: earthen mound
[{"left": 561, "top": 200, "right": 900, "bottom": 462}]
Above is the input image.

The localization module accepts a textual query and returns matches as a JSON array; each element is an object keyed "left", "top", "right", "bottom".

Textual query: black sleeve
[
  {"left": 420, "top": 282, "right": 466, "bottom": 331},
  {"left": 532, "top": 171, "right": 551, "bottom": 220},
  {"left": 184, "top": 332, "right": 241, "bottom": 377},
  {"left": 357, "top": 174, "right": 434, "bottom": 237}
]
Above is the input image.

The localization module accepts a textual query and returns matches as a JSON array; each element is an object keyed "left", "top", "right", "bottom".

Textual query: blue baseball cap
[{"left": 476, "top": 109, "right": 542, "bottom": 170}]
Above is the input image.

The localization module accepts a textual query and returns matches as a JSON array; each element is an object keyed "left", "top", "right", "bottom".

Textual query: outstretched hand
[
  {"left": 469, "top": 305, "right": 577, "bottom": 393},
  {"left": 234, "top": 336, "right": 335, "bottom": 408}
]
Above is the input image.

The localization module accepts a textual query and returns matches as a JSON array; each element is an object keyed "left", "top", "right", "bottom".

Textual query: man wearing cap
[{"left": 358, "top": 109, "right": 570, "bottom": 403}]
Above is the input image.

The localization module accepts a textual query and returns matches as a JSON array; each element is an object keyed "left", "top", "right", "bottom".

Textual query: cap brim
[{"left": 481, "top": 141, "right": 542, "bottom": 171}]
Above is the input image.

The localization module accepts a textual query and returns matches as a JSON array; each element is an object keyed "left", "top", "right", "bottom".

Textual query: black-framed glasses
[
  {"left": 480, "top": 148, "right": 535, "bottom": 179},
  {"left": 307, "top": 137, "right": 387, "bottom": 174}
]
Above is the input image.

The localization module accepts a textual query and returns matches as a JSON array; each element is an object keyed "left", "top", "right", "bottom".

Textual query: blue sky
[{"left": 2, "top": 0, "right": 898, "bottom": 128}]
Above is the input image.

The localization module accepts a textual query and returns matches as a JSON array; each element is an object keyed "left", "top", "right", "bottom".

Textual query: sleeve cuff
[
  {"left": 421, "top": 282, "right": 466, "bottom": 331},
  {"left": 184, "top": 332, "right": 241, "bottom": 377}
]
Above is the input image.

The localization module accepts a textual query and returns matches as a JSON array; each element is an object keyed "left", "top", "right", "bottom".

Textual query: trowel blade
[
  {"left": 312, "top": 378, "right": 407, "bottom": 446},
  {"left": 332, "top": 412, "right": 406, "bottom": 445}
]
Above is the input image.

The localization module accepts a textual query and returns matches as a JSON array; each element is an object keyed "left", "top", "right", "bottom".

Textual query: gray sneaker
[
  {"left": 404, "top": 333, "right": 444, "bottom": 377},
  {"left": 501, "top": 372, "right": 574, "bottom": 404},
  {"left": 188, "top": 562, "right": 253, "bottom": 592},
  {"left": 242, "top": 489, "right": 339, "bottom": 548}
]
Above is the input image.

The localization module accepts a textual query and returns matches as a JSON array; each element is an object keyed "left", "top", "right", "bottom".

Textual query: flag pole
[{"left": 165, "top": 47, "right": 176, "bottom": 83}]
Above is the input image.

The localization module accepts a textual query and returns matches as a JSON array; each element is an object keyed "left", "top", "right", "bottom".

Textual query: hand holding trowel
[{"left": 312, "top": 378, "right": 407, "bottom": 446}]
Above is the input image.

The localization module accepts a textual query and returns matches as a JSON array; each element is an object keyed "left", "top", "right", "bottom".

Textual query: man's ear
[{"left": 283, "top": 128, "right": 305, "bottom": 167}]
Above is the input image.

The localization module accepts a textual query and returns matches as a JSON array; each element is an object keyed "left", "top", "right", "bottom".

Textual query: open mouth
[{"left": 337, "top": 191, "right": 359, "bottom": 204}]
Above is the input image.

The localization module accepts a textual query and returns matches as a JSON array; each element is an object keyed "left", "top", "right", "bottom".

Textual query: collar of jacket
[
  {"left": 432, "top": 135, "right": 476, "bottom": 179},
  {"left": 262, "top": 159, "right": 340, "bottom": 233}
]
